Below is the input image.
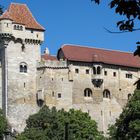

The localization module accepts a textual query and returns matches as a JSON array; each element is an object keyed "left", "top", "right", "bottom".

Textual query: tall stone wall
[
  {"left": 37, "top": 60, "right": 73, "bottom": 111},
  {"left": 38, "top": 60, "right": 138, "bottom": 134},
  {"left": 6, "top": 40, "right": 41, "bottom": 132}
]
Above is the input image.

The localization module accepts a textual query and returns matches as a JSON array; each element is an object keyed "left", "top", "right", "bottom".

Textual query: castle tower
[{"left": 0, "top": 3, "right": 45, "bottom": 132}]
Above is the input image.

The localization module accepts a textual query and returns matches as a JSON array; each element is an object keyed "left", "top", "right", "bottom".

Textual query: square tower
[{"left": 0, "top": 3, "right": 45, "bottom": 132}]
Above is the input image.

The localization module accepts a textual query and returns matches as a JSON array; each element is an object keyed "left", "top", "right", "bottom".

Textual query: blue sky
[{"left": 1, "top": 0, "right": 140, "bottom": 55}]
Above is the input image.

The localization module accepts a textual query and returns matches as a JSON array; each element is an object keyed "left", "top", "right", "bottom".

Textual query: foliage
[
  {"left": 92, "top": 0, "right": 140, "bottom": 56},
  {"left": 15, "top": 106, "right": 104, "bottom": 140},
  {"left": 92, "top": 0, "right": 140, "bottom": 32},
  {"left": 108, "top": 90, "right": 140, "bottom": 140},
  {"left": 0, "top": 109, "right": 8, "bottom": 139}
]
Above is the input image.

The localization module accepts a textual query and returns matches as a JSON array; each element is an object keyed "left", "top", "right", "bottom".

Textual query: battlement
[
  {"left": 0, "top": 3, "right": 44, "bottom": 42},
  {"left": 37, "top": 60, "right": 68, "bottom": 69}
]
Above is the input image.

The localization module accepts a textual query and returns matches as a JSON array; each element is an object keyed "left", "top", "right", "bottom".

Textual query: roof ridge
[
  {"left": 4, "top": 3, "right": 45, "bottom": 30},
  {"left": 24, "top": 4, "right": 45, "bottom": 30},
  {"left": 10, "top": 2, "right": 27, "bottom": 6},
  {"left": 62, "top": 44, "right": 133, "bottom": 54}
]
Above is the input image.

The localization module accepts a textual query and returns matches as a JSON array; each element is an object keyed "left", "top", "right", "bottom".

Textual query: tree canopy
[
  {"left": 92, "top": 0, "right": 140, "bottom": 56},
  {"left": 0, "top": 109, "right": 8, "bottom": 139},
  {"left": 108, "top": 90, "right": 140, "bottom": 139},
  {"left": 15, "top": 106, "right": 104, "bottom": 140}
]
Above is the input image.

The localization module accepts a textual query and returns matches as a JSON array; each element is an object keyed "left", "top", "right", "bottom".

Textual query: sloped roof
[
  {"left": 0, "top": 3, "right": 45, "bottom": 30},
  {"left": 42, "top": 54, "right": 57, "bottom": 61},
  {"left": 58, "top": 44, "right": 140, "bottom": 68}
]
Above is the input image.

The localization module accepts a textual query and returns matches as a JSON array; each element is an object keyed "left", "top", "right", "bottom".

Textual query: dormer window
[
  {"left": 14, "top": 25, "right": 16, "bottom": 30},
  {"left": 20, "top": 26, "right": 23, "bottom": 30},
  {"left": 93, "top": 67, "right": 96, "bottom": 74},
  {"left": 93, "top": 66, "right": 101, "bottom": 75},
  {"left": 17, "top": 25, "right": 20, "bottom": 30},
  {"left": 97, "top": 66, "right": 101, "bottom": 74},
  {"left": 14, "top": 25, "right": 23, "bottom": 31}
]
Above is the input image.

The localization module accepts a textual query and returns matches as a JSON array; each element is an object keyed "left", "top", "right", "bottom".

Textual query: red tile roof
[
  {"left": 0, "top": 3, "right": 45, "bottom": 31},
  {"left": 58, "top": 44, "right": 140, "bottom": 68},
  {"left": 42, "top": 54, "right": 57, "bottom": 61}
]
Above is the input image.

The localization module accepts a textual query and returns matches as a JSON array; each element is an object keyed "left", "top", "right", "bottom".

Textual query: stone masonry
[{"left": 0, "top": 2, "right": 140, "bottom": 135}]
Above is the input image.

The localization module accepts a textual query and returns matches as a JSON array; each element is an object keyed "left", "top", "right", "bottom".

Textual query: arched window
[
  {"left": 17, "top": 25, "right": 20, "bottom": 30},
  {"left": 20, "top": 62, "right": 27, "bottom": 73},
  {"left": 103, "top": 89, "right": 111, "bottom": 99},
  {"left": 14, "top": 25, "right": 16, "bottom": 30},
  {"left": 97, "top": 66, "right": 101, "bottom": 74},
  {"left": 128, "top": 93, "right": 132, "bottom": 100},
  {"left": 93, "top": 67, "right": 96, "bottom": 74},
  {"left": 20, "top": 26, "right": 23, "bottom": 30},
  {"left": 84, "top": 88, "right": 92, "bottom": 97}
]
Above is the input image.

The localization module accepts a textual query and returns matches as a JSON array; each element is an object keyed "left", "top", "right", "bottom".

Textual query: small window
[
  {"left": 20, "top": 62, "right": 27, "bottom": 73},
  {"left": 6, "top": 23, "right": 8, "bottom": 27},
  {"left": 84, "top": 88, "right": 92, "bottom": 97},
  {"left": 21, "top": 45, "right": 25, "bottom": 52},
  {"left": 101, "top": 110, "right": 103, "bottom": 116},
  {"left": 24, "top": 82, "right": 26, "bottom": 88},
  {"left": 126, "top": 73, "right": 132, "bottom": 79},
  {"left": 31, "top": 30, "right": 33, "bottom": 33},
  {"left": 110, "top": 111, "right": 111, "bottom": 116},
  {"left": 97, "top": 66, "right": 101, "bottom": 74},
  {"left": 103, "top": 89, "right": 111, "bottom": 99},
  {"left": 17, "top": 25, "right": 20, "bottom": 30},
  {"left": 128, "top": 93, "right": 132, "bottom": 100},
  {"left": 20, "top": 26, "right": 23, "bottom": 30},
  {"left": 113, "top": 72, "right": 116, "bottom": 77},
  {"left": 104, "top": 71, "right": 107, "bottom": 76},
  {"left": 93, "top": 67, "right": 96, "bottom": 74},
  {"left": 58, "top": 93, "right": 61, "bottom": 98},
  {"left": 52, "top": 91, "right": 55, "bottom": 97},
  {"left": 14, "top": 25, "right": 16, "bottom": 30},
  {"left": 86, "top": 69, "right": 89, "bottom": 74},
  {"left": 75, "top": 69, "right": 79, "bottom": 73}
]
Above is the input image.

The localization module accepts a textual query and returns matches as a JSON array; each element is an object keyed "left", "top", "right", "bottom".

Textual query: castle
[{"left": 0, "top": 3, "right": 140, "bottom": 134}]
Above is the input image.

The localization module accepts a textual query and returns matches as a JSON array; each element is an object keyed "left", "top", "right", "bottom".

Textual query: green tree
[
  {"left": 108, "top": 90, "right": 140, "bottom": 140},
  {"left": 0, "top": 109, "right": 8, "bottom": 139},
  {"left": 92, "top": 0, "right": 140, "bottom": 56},
  {"left": 16, "top": 106, "right": 104, "bottom": 140}
]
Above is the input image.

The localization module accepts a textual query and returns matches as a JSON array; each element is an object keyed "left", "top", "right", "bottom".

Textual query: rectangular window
[
  {"left": 86, "top": 69, "right": 89, "bottom": 74},
  {"left": 58, "top": 93, "right": 61, "bottom": 98},
  {"left": 113, "top": 72, "right": 116, "bottom": 77},
  {"left": 126, "top": 73, "right": 132, "bottom": 79},
  {"left": 52, "top": 91, "right": 55, "bottom": 97},
  {"left": 75, "top": 69, "right": 79, "bottom": 73},
  {"left": 104, "top": 71, "right": 107, "bottom": 76}
]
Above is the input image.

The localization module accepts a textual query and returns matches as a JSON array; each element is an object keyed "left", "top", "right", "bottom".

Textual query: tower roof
[
  {"left": 0, "top": 3, "right": 45, "bottom": 31},
  {"left": 58, "top": 44, "right": 140, "bottom": 68}
]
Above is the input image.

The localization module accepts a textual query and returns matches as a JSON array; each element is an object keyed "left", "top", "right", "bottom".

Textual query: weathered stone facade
[
  {"left": 0, "top": 2, "right": 139, "bottom": 135},
  {"left": 37, "top": 58, "right": 138, "bottom": 134}
]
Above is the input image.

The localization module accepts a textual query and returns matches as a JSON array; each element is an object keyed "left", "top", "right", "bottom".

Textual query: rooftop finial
[{"left": 44, "top": 47, "right": 49, "bottom": 54}]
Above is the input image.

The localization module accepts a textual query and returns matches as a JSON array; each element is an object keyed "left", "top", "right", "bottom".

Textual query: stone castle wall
[
  {"left": 37, "top": 60, "right": 138, "bottom": 133},
  {"left": 0, "top": 3, "right": 139, "bottom": 134}
]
